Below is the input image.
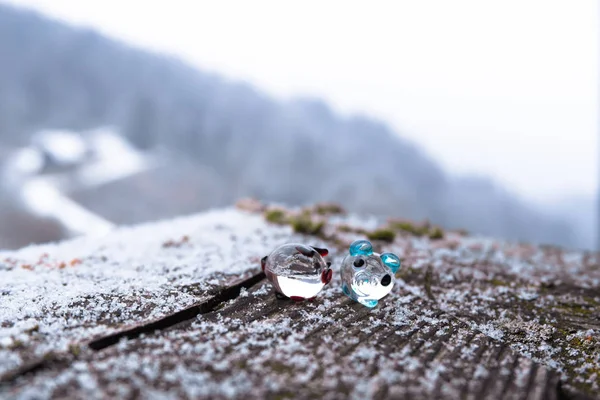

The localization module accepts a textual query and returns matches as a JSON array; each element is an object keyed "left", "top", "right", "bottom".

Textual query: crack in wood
[
  {"left": 557, "top": 381, "right": 598, "bottom": 400},
  {"left": 0, "top": 272, "right": 266, "bottom": 386},
  {"left": 88, "top": 272, "right": 266, "bottom": 350},
  {"left": 424, "top": 264, "right": 437, "bottom": 302},
  {"left": 0, "top": 352, "right": 71, "bottom": 388}
]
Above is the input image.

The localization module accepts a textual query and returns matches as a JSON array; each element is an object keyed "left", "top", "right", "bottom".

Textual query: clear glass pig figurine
[
  {"left": 261, "top": 243, "right": 332, "bottom": 301},
  {"left": 340, "top": 240, "right": 401, "bottom": 308}
]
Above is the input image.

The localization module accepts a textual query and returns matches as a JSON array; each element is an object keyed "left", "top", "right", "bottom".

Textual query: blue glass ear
[
  {"left": 381, "top": 253, "right": 401, "bottom": 273},
  {"left": 349, "top": 240, "right": 373, "bottom": 256}
]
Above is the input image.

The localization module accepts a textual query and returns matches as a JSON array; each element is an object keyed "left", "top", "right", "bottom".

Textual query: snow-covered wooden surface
[{"left": 1, "top": 203, "right": 598, "bottom": 399}]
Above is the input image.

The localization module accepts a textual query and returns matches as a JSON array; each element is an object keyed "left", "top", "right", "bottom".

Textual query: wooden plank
[
  {"left": 1, "top": 203, "right": 598, "bottom": 399},
  {"left": 1, "top": 280, "right": 561, "bottom": 399},
  {"left": 0, "top": 209, "right": 292, "bottom": 378},
  {"left": 388, "top": 235, "right": 600, "bottom": 397}
]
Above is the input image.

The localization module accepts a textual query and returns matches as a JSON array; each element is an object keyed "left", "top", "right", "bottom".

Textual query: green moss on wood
[
  {"left": 68, "top": 344, "right": 81, "bottom": 357},
  {"left": 290, "top": 213, "right": 325, "bottom": 236},
  {"left": 336, "top": 224, "right": 367, "bottom": 235},
  {"left": 263, "top": 206, "right": 329, "bottom": 238},
  {"left": 583, "top": 296, "right": 600, "bottom": 306},
  {"left": 556, "top": 302, "right": 594, "bottom": 317},
  {"left": 553, "top": 328, "right": 600, "bottom": 394},
  {"left": 428, "top": 227, "right": 444, "bottom": 240},
  {"left": 367, "top": 229, "right": 396, "bottom": 243},
  {"left": 389, "top": 221, "right": 426, "bottom": 236},
  {"left": 314, "top": 203, "right": 345, "bottom": 215},
  {"left": 8, "top": 339, "right": 24, "bottom": 349},
  {"left": 389, "top": 219, "right": 445, "bottom": 240},
  {"left": 489, "top": 278, "right": 510, "bottom": 287},
  {"left": 265, "top": 361, "right": 295, "bottom": 375},
  {"left": 264, "top": 209, "right": 288, "bottom": 225},
  {"left": 338, "top": 224, "right": 353, "bottom": 233}
]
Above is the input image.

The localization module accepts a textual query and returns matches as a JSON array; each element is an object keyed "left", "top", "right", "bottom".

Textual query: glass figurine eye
[{"left": 353, "top": 258, "right": 365, "bottom": 268}]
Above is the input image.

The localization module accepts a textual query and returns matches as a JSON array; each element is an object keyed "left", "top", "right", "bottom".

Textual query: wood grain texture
[
  {"left": 1, "top": 203, "right": 598, "bottom": 399},
  {"left": 0, "top": 280, "right": 564, "bottom": 400}
]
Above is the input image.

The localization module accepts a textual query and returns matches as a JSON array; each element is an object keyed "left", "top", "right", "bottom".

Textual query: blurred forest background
[{"left": 0, "top": 3, "right": 596, "bottom": 251}]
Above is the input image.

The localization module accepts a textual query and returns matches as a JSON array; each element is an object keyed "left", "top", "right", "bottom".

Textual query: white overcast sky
[{"left": 8, "top": 0, "right": 599, "bottom": 204}]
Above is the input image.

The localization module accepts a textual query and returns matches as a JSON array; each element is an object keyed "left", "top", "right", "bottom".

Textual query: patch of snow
[
  {"left": 517, "top": 289, "right": 539, "bottom": 301},
  {"left": 0, "top": 208, "right": 292, "bottom": 376}
]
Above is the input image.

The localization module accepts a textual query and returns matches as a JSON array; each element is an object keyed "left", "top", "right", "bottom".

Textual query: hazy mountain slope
[
  {"left": 0, "top": 4, "right": 579, "bottom": 248},
  {"left": 543, "top": 195, "right": 597, "bottom": 250}
]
